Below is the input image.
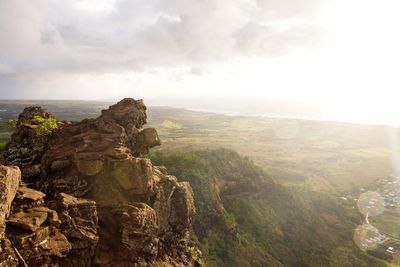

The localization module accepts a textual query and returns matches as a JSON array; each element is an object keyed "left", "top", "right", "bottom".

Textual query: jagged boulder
[{"left": 11, "top": 186, "right": 46, "bottom": 211}]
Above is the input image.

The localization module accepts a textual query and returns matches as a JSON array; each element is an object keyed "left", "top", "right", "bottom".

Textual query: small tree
[{"left": 32, "top": 115, "right": 58, "bottom": 136}]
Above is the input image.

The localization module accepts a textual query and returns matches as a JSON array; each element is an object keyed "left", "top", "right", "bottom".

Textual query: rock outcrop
[
  {"left": 4, "top": 107, "right": 55, "bottom": 181},
  {"left": 1, "top": 98, "right": 202, "bottom": 266}
]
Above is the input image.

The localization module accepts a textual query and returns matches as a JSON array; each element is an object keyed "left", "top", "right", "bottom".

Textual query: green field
[
  {"left": 371, "top": 209, "right": 400, "bottom": 239},
  {"left": 147, "top": 107, "right": 397, "bottom": 192}
]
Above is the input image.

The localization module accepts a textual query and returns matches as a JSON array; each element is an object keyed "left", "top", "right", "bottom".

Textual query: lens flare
[
  {"left": 357, "top": 191, "right": 385, "bottom": 217},
  {"left": 353, "top": 223, "right": 388, "bottom": 251}
]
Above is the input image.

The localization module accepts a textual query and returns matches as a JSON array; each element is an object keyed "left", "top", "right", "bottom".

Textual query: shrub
[{"left": 32, "top": 115, "right": 58, "bottom": 136}]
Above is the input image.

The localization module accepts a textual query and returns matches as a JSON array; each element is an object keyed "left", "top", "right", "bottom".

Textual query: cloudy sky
[{"left": 1, "top": 0, "right": 400, "bottom": 124}]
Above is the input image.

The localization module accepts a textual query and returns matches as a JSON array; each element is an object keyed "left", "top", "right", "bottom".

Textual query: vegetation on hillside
[{"left": 151, "top": 148, "right": 386, "bottom": 267}]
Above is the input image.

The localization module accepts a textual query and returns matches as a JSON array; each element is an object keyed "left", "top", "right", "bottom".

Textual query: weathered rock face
[
  {"left": 93, "top": 203, "right": 159, "bottom": 266},
  {"left": 0, "top": 167, "right": 73, "bottom": 266},
  {"left": 4, "top": 107, "right": 55, "bottom": 181},
  {"left": 38, "top": 98, "right": 161, "bottom": 202},
  {"left": 50, "top": 193, "right": 99, "bottom": 267},
  {"left": 0, "top": 166, "right": 20, "bottom": 240},
  {"left": 1, "top": 98, "right": 202, "bottom": 267}
]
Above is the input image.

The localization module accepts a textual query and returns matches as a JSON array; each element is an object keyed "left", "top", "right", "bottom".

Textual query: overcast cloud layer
[
  {"left": 0, "top": 0, "right": 327, "bottom": 97},
  {"left": 1, "top": 0, "right": 326, "bottom": 72}
]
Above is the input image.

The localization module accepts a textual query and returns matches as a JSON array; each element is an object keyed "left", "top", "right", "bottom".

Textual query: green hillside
[{"left": 151, "top": 148, "right": 385, "bottom": 267}]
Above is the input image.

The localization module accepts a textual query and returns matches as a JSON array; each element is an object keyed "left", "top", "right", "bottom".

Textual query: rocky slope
[{"left": 0, "top": 98, "right": 202, "bottom": 266}]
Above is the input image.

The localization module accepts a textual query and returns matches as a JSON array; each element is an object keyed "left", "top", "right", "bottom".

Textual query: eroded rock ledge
[{"left": 1, "top": 98, "right": 202, "bottom": 267}]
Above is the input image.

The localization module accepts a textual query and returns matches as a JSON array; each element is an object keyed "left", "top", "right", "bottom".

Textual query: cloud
[
  {"left": 0, "top": 0, "right": 328, "bottom": 75},
  {"left": 253, "top": 0, "right": 328, "bottom": 20},
  {"left": 235, "top": 22, "right": 325, "bottom": 57},
  {"left": 0, "top": 61, "right": 14, "bottom": 74}
]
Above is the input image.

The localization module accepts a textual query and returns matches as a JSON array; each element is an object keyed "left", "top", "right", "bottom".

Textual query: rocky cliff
[{"left": 0, "top": 98, "right": 202, "bottom": 266}]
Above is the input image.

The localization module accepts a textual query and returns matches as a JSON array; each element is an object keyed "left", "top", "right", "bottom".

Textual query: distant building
[{"left": 386, "top": 246, "right": 396, "bottom": 254}]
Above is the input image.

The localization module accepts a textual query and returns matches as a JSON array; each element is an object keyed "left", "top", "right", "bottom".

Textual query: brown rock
[
  {"left": 0, "top": 165, "right": 21, "bottom": 239},
  {"left": 16, "top": 187, "right": 45, "bottom": 202},
  {"left": 3, "top": 107, "right": 54, "bottom": 180},
  {"left": 23, "top": 164, "right": 41, "bottom": 179},
  {"left": 169, "top": 182, "right": 196, "bottom": 235},
  {"left": 94, "top": 203, "right": 159, "bottom": 266},
  {"left": 109, "top": 157, "right": 153, "bottom": 192},
  {"left": 8, "top": 226, "right": 51, "bottom": 247},
  {"left": 99, "top": 98, "right": 147, "bottom": 129},
  {"left": 12, "top": 186, "right": 45, "bottom": 210},
  {"left": 119, "top": 203, "right": 159, "bottom": 255},
  {"left": 4, "top": 194, "right": 72, "bottom": 266},
  {"left": 7, "top": 208, "right": 48, "bottom": 232},
  {"left": 51, "top": 193, "right": 99, "bottom": 267},
  {"left": 133, "top": 128, "right": 161, "bottom": 156},
  {"left": 76, "top": 158, "right": 104, "bottom": 177},
  {"left": 152, "top": 174, "right": 179, "bottom": 231},
  {"left": 16, "top": 228, "right": 71, "bottom": 266},
  {"left": 0, "top": 238, "right": 19, "bottom": 266},
  {"left": 50, "top": 159, "right": 71, "bottom": 171},
  {"left": 15, "top": 106, "right": 54, "bottom": 127},
  {"left": 44, "top": 229, "right": 72, "bottom": 257}
]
